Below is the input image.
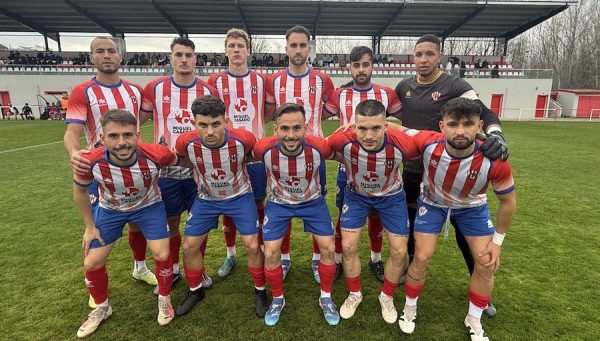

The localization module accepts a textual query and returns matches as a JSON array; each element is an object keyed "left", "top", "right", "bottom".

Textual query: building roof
[{"left": 0, "top": 0, "right": 577, "bottom": 41}]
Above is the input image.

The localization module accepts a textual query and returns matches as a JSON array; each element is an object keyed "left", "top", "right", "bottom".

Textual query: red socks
[
  {"left": 280, "top": 221, "right": 292, "bottom": 254},
  {"left": 223, "top": 216, "right": 237, "bottom": 248},
  {"left": 345, "top": 275, "right": 361, "bottom": 293},
  {"left": 265, "top": 265, "right": 284, "bottom": 297},
  {"left": 128, "top": 229, "right": 147, "bottom": 261},
  {"left": 405, "top": 282, "right": 425, "bottom": 299},
  {"left": 468, "top": 289, "right": 490, "bottom": 309},
  {"left": 248, "top": 266, "right": 266, "bottom": 288},
  {"left": 155, "top": 257, "right": 173, "bottom": 296},
  {"left": 85, "top": 266, "right": 109, "bottom": 304},
  {"left": 169, "top": 233, "right": 181, "bottom": 264},
  {"left": 319, "top": 262, "right": 336, "bottom": 293},
  {"left": 367, "top": 213, "right": 383, "bottom": 253},
  {"left": 381, "top": 277, "right": 398, "bottom": 297},
  {"left": 184, "top": 266, "right": 204, "bottom": 289}
]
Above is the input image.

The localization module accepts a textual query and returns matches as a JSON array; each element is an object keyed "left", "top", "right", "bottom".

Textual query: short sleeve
[
  {"left": 321, "top": 74, "right": 335, "bottom": 103},
  {"left": 489, "top": 160, "right": 515, "bottom": 195},
  {"left": 324, "top": 88, "right": 341, "bottom": 117},
  {"left": 386, "top": 87, "right": 402, "bottom": 116},
  {"left": 143, "top": 143, "right": 177, "bottom": 168},
  {"left": 141, "top": 81, "right": 156, "bottom": 113},
  {"left": 175, "top": 131, "right": 194, "bottom": 157},
  {"left": 66, "top": 84, "right": 89, "bottom": 124},
  {"left": 265, "top": 74, "right": 276, "bottom": 104},
  {"left": 387, "top": 129, "right": 420, "bottom": 160}
]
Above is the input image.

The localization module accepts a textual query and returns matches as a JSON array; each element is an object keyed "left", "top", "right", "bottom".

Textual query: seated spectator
[
  {"left": 491, "top": 64, "right": 500, "bottom": 78},
  {"left": 22, "top": 103, "right": 33, "bottom": 120}
]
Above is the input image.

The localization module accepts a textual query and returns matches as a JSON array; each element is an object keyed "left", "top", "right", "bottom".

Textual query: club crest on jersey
[
  {"left": 141, "top": 171, "right": 151, "bottom": 180},
  {"left": 234, "top": 98, "right": 248, "bottom": 113},
  {"left": 210, "top": 168, "right": 227, "bottom": 181},
  {"left": 385, "top": 160, "right": 395, "bottom": 169},
  {"left": 468, "top": 169, "right": 479, "bottom": 180},
  {"left": 174, "top": 109, "right": 192, "bottom": 124},
  {"left": 309, "top": 85, "right": 317, "bottom": 94},
  {"left": 418, "top": 206, "right": 427, "bottom": 217},
  {"left": 251, "top": 85, "right": 258, "bottom": 94},
  {"left": 122, "top": 187, "right": 139, "bottom": 197},
  {"left": 362, "top": 171, "right": 379, "bottom": 183},
  {"left": 431, "top": 91, "right": 441, "bottom": 101},
  {"left": 405, "top": 91, "right": 412, "bottom": 99},
  {"left": 130, "top": 95, "right": 138, "bottom": 103},
  {"left": 305, "top": 162, "right": 314, "bottom": 171},
  {"left": 229, "top": 153, "right": 238, "bottom": 162},
  {"left": 162, "top": 95, "right": 171, "bottom": 103}
]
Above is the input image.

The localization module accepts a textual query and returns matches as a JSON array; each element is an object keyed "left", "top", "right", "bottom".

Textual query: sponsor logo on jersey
[
  {"left": 210, "top": 168, "right": 227, "bottom": 181},
  {"left": 431, "top": 91, "right": 441, "bottom": 101},
  {"left": 174, "top": 109, "right": 192, "bottom": 125},
  {"left": 234, "top": 98, "right": 248, "bottom": 113},
  {"left": 122, "top": 187, "right": 139, "bottom": 197},
  {"left": 285, "top": 176, "right": 301, "bottom": 187},
  {"left": 362, "top": 171, "right": 379, "bottom": 183}
]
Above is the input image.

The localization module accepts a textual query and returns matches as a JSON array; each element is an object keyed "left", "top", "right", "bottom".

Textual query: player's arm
[
  {"left": 480, "top": 191, "right": 516, "bottom": 272},
  {"left": 64, "top": 123, "right": 91, "bottom": 176},
  {"left": 386, "top": 121, "right": 405, "bottom": 131},
  {"left": 73, "top": 181, "right": 105, "bottom": 256}
]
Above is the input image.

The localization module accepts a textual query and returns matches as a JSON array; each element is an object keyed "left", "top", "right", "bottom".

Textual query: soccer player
[
  {"left": 63, "top": 37, "right": 155, "bottom": 309},
  {"left": 322, "top": 45, "right": 402, "bottom": 283},
  {"left": 254, "top": 103, "right": 339, "bottom": 326},
  {"left": 394, "top": 34, "right": 508, "bottom": 316},
  {"left": 394, "top": 98, "right": 516, "bottom": 341},
  {"left": 142, "top": 37, "right": 218, "bottom": 291},
  {"left": 266, "top": 25, "right": 335, "bottom": 279},
  {"left": 208, "top": 28, "right": 272, "bottom": 279},
  {"left": 174, "top": 95, "right": 268, "bottom": 318},
  {"left": 327, "top": 100, "right": 419, "bottom": 324},
  {"left": 73, "top": 110, "right": 176, "bottom": 338}
]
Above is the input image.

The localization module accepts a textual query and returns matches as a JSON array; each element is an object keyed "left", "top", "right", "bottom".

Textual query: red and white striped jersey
[
  {"left": 142, "top": 76, "right": 217, "bottom": 179},
  {"left": 409, "top": 130, "right": 515, "bottom": 208},
  {"left": 66, "top": 77, "right": 143, "bottom": 149},
  {"left": 253, "top": 136, "right": 332, "bottom": 205},
  {"left": 208, "top": 70, "right": 268, "bottom": 138},
  {"left": 266, "top": 68, "right": 334, "bottom": 137},
  {"left": 73, "top": 143, "right": 177, "bottom": 212},
  {"left": 328, "top": 129, "right": 420, "bottom": 197},
  {"left": 324, "top": 83, "right": 402, "bottom": 125},
  {"left": 175, "top": 128, "right": 256, "bottom": 200}
]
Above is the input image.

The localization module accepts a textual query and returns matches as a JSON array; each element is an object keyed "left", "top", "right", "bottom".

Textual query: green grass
[{"left": 0, "top": 120, "right": 599, "bottom": 340}]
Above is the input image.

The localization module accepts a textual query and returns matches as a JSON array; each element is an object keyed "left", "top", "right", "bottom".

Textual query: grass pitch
[{"left": 0, "top": 120, "right": 598, "bottom": 340}]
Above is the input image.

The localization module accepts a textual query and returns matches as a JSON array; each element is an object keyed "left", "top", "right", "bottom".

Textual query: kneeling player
[
  {"left": 396, "top": 98, "right": 516, "bottom": 341},
  {"left": 73, "top": 110, "right": 176, "bottom": 338},
  {"left": 174, "top": 95, "right": 268, "bottom": 317},
  {"left": 254, "top": 103, "right": 340, "bottom": 326}
]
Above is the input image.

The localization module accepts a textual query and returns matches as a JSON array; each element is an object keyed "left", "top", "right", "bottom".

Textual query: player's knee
[
  {"left": 389, "top": 244, "right": 407, "bottom": 261},
  {"left": 182, "top": 240, "right": 198, "bottom": 258},
  {"left": 341, "top": 240, "right": 358, "bottom": 256},
  {"left": 83, "top": 258, "right": 104, "bottom": 272},
  {"left": 243, "top": 241, "right": 261, "bottom": 257},
  {"left": 413, "top": 251, "right": 433, "bottom": 269},
  {"left": 152, "top": 248, "right": 170, "bottom": 262},
  {"left": 263, "top": 247, "right": 279, "bottom": 266}
]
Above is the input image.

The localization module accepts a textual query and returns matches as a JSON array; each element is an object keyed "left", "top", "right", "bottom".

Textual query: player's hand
[
  {"left": 479, "top": 131, "right": 509, "bottom": 161},
  {"left": 82, "top": 226, "right": 104, "bottom": 256},
  {"left": 479, "top": 241, "right": 502, "bottom": 272},
  {"left": 70, "top": 149, "right": 92, "bottom": 175},
  {"left": 333, "top": 123, "right": 354, "bottom": 134}
]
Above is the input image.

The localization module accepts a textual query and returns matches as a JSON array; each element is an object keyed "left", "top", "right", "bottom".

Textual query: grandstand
[{"left": 0, "top": 0, "right": 581, "bottom": 120}]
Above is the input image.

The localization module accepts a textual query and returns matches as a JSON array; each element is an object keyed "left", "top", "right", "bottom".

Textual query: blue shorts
[
  {"left": 247, "top": 163, "right": 267, "bottom": 200},
  {"left": 340, "top": 188, "right": 409, "bottom": 236},
  {"left": 88, "top": 181, "right": 99, "bottom": 209},
  {"left": 262, "top": 197, "right": 333, "bottom": 241},
  {"left": 335, "top": 164, "right": 347, "bottom": 208},
  {"left": 185, "top": 193, "right": 259, "bottom": 237},
  {"left": 91, "top": 202, "right": 170, "bottom": 249},
  {"left": 414, "top": 199, "right": 494, "bottom": 237},
  {"left": 319, "top": 161, "right": 328, "bottom": 196},
  {"left": 159, "top": 177, "right": 197, "bottom": 217}
]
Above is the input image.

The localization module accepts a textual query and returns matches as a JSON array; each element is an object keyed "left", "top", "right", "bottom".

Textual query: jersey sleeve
[
  {"left": 407, "top": 130, "right": 442, "bottom": 154},
  {"left": 453, "top": 78, "right": 476, "bottom": 99},
  {"left": 175, "top": 131, "right": 195, "bottom": 157},
  {"left": 387, "top": 129, "right": 421, "bottom": 160},
  {"left": 66, "top": 84, "right": 89, "bottom": 124},
  {"left": 73, "top": 148, "right": 104, "bottom": 185},
  {"left": 141, "top": 143, "right": 178, "bottom": 168},
  {"left": 326, "top": 129, "right": 352, "bottom": 153},
  {"left": 207, "top": 73, "right": 218, "bottom": 89},
  {"left": 324, "top": 88, "right": 341, "bottom": 117},
  {"left": 206, "top": 81, "right": 219, "bottom": 97},
  {"left": 488, "top": 160, "right": 515, "bottom": 195},
  {"left": 235, "top": 129, "right": 258, "bottom": 154},
  {"left": 141, "top": 81, "right": 156, "bottom": 113},
  {"left": 265, "top": 74, "right": 276, "bottom": 104},
  {"left": 321, "top": 74, "right": 335, "bottom": 103},
  {"left": 252, "top": 137, "right": 271, "bottom": 162},
  {"left": 385, "top": 87, "right": 402, "bottom": 116}
]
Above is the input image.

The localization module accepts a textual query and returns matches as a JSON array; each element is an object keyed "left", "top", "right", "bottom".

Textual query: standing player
[
  {"left": 394, "top": 34, "right": 508, "bottom": 316},
  {"left": 142, "top": 37, "right": 217, "bottom": 291},
  {"left": 266, "top": 25, "right": 334, "bottom": 279},
  {"left": 394, "top": 98, "right": 516, "bottom": 340},
  {"left": 254, "top": 103, "right": 339, "bottom": 326},
  {"left": 327, "top": 100, "right": 419, "bottom": 324},
  {"left": 208, "top": 28, "right": 272, "bottom": 279},
  {"left": 321, "top": 45, "right": 402, "bottom": 283},
  {"left": 73, "top": 110, "right": 176, "bottom": 338},
  {"left": 174, "top": 95, "right": 268, "bottom": 318},
  {"left": 63, "top": 37, "right": 155, "bottom": 308}
]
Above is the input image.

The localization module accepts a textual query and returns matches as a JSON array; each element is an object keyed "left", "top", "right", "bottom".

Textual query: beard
[
  {"left": 352, "top": 73, "right": 371, "bottom": 87},
  {"left": 447, "top": 137, "right": 475, "bottom": 150},
  {"left": 290, "top": 55, "right": 307, "bottom": 67}
]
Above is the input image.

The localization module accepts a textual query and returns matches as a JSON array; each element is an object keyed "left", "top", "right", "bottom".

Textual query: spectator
[
  {"left": 40, "top": 102, "right": 51, "bottom": 120},
  {"left": 491, "top": 64, "right": 500, "bottom": 78},
  {"left": 11, "top": 104, "right": 19, "bottom": 119},
  {"left": 459, "top": 60, "right": 466, "bottom": 78}
]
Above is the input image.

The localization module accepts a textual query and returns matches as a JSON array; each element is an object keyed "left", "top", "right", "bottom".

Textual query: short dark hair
[
  {"left": 99, "top": 109, "right": 137, "bottom": 128},
  {"left": 349, "top": 46, "right": 373, "bottom": 63},
  {"left": 191, "top": 95, "right": 225, "bottom": 118},
  {"left": 275, "top": 103, "right": 305, "bottom": 119},
  {"left": 285, "top": 25, "right": 311, "bottom": 41},
  {"left": 415, "top": 34, "right": 441, "bottom": 51},
  {"left": 441, "top": 98, "right": 481, "bottom": 120},
  {"left": 356, "top": 99, "right": 385, "bottom": 117},
  {"left": 170, "top": 37, "right": 195, "bottom": 51}
]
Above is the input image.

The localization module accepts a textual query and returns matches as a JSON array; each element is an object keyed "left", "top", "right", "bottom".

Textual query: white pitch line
[{"left": 0, "top": 140, "right": 65, "bottom": 154}]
